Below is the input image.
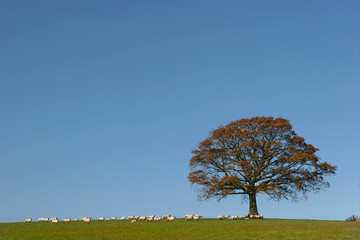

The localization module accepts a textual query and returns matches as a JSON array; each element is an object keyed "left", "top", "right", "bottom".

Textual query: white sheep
[
  {"left": 120, "top": 217, "right": 126, "bottom": 221},
  {"left": 98, "top": 217, "right": 105, "bottom": 221},
  {"left": 154, "top": 217, "right": 161, "bottom": 222},
  {"left": 167, "top": 216, "right": 176, "bottom": 221},
  {"left": 51, "top": 219, "right": 59, "bottom": 224},
  {"left": 81, "top": 217, "right": 91, "bottom": 222},
  {"left": 25, "top": 218, "right": 32, "bottom": 223},
  {"left": 62, "top": 219, "right": 71, "bottom": 223},
  {"left": 217, "top": 216, "right": 224, "bottom": 220}
]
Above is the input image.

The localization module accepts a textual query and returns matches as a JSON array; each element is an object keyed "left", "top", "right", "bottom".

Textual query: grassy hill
[{"left": 1, "top": 218, "right": 359, "bottom": 240}]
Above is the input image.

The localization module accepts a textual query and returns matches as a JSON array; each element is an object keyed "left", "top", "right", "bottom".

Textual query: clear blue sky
[{"left": 0, "top": 0, "right": 359, "bottom": 222}]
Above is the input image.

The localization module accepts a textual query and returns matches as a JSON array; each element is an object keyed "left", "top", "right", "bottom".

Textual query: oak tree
[{"left": 188, "top": 117, "right": 336, "bottom": 216}]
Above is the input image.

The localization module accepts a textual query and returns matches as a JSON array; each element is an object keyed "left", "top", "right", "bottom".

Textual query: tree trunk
[{"left": 248, "top": 193, "right": 259, "bottom": 216}]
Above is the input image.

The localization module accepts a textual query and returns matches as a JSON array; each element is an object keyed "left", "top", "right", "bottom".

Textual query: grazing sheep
[
  {"left": 98, "top": 217, "right": 105, "bottom": 221},
  {"left": 131, "top": 219, "right": 137, "bottom": 223},
  {"left": 110, "top": 217, "right": 116, "bottom": 220},
  {"left": 195, "top": 215, "right": 203, "bottom": 219},
  {"left": 128, "top": 216, "right": 134, "bottom": 220},
  {"left": 139, "top": 216, "right": 147, "bottom": 221},
  {"left": 185, "top": 215, "right": 194, "bottom": 221},
  {"left": 50, "top": 218, "right": 58, "bottom": 221},
  {"left": 217, "top": 216, "right": 224, "bottom": 220},
  {"left": 193, "top": 216, "right": 200, "bottom": 221},
  {"left": 162, "top": 215, "right": 171, "bottom": 220},
  {"left": 73, "top": 218, "right": 78, "bottom": 221},
  {"left": 38, "top": 218, "right": 49, "bottom": 222},
  {"left": 51, "top": 219, "right": 59, "bottom": 224},
  {"left": 62, "top": 219, "right": 71, "bottom": 223},
  {"left": 120, "top": 217, "right": 126, "bottom": 221},
  {"left": 81, "top": 217, "right": 91, "bottom": 222},
  {"left": 224, "top": 215, "right": 230, "bottom": 219},
  {"left": 154, "top": 217, "right": 161, "bottom": 222},
  {"left": 146, "top": 217, "right": 154, "bottom": 222},
  {"left": 167, "top": 216, "right": 176, "bottom": 221},
  {"left": 25, "top": 218, "right": 32, "bottom": 223}
]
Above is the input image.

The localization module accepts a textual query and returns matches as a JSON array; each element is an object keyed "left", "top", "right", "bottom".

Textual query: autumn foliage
[{"left": 188, "top": 117, "right": 336, "bottom": 216}]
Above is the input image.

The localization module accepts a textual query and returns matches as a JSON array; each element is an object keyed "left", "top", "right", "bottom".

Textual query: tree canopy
[{"left": 188, "top": 117, "right": 336, "bottom": 216}]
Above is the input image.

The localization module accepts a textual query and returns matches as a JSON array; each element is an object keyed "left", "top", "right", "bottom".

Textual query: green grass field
[{"left": 0, "top": 218, "right": 359, "bottom": 240}]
